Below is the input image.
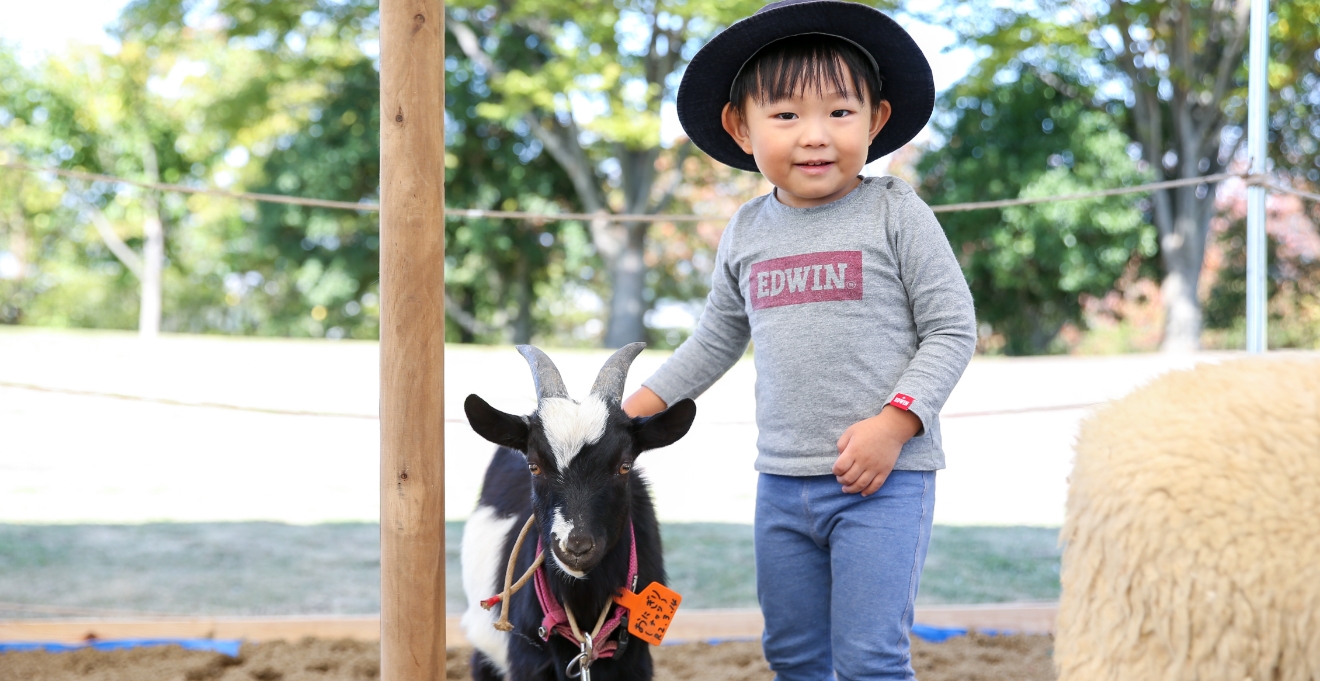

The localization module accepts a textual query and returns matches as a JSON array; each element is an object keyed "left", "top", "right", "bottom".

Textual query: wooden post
[{"left": 379, "top": 1, "right": 446, "bottom": 680}]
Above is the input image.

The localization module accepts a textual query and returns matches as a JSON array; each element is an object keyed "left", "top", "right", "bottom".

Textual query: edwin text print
[{"left": 750, "top": 250, "right": 863, "bottom": 310}]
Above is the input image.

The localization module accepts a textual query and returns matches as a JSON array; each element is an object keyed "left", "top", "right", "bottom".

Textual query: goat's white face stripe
[
  {"left": 551, "top": 509, "right": 574, "bottom": 553},
  {"left": 549, "top": 508, "right": 586, "bottom": 579},
  {"left": 538, "top": 396, "right": 608, "bottom": 469}
]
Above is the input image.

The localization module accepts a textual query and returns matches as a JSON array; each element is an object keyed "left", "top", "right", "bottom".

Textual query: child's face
[{"left": 721, "top": 82, "right": 890, "bottom": 209}]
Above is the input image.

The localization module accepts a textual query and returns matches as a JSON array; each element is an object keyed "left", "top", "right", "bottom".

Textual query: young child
[{"left": 622, "top": 1, "right": 976, "bottom": 679}]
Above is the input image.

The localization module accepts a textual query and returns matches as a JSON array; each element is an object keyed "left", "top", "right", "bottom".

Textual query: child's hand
[
  {"left": 623, "top": 386, "right": 668, "bottom": 418},
  {"left": 832, "top": 407, "right": 922, "bottom": 496}
]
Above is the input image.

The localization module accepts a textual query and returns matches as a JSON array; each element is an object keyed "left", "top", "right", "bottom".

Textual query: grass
[
  {"left": 0, "top": 523, "right": 386, "bottom": 616},
  {"left": 0, "top": 522, "right": 1059, "bottom": 618},
  {"left": 920, "top": 525, "right": 1061, "bottom": 604}
]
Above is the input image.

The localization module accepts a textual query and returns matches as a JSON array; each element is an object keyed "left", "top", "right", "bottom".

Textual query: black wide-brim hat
[{"left": 677, "top": 0, "right": 934, "bottom": 173}]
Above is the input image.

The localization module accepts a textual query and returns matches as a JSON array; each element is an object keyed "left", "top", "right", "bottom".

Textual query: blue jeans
[{"left": 755, "top": 471, "right": 936, "bottom": 681}]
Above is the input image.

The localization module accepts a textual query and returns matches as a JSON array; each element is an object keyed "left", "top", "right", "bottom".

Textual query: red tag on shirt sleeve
[{"left": 890, "top": 394, "right": 915, "bottom": 410}]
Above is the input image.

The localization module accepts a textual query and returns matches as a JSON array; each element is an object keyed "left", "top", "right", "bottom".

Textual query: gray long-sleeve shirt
[{"left": 643, "top": 176, "right": 977, "bottom": 475}]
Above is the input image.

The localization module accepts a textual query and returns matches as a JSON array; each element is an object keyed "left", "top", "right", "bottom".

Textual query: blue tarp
[
  {"left": 911, "top": 624, "right": 1009, "bottom": 643},
  {"left": 0, "top": 638, "right": 242, "bottom": 656},
  {"left": 660, "top": 624, "right": 1008, "bottom": 646}
]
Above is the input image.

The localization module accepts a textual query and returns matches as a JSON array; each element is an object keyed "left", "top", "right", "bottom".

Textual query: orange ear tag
[{"left": 612, "top": 582, "right": 682, "bottom": 646}]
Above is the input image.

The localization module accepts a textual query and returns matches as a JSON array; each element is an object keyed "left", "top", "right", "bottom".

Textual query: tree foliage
[
  {"left": 920, "top": 70, "right": 1155, "bottom": 354},
  {"left": 442, "top": 0, "right": 771, "bottom": 345},
  {"left": 0, "top": 40, "right": 225, "bottom": 330},
  {"left": 95, "top": 0, "right": 758, "bottom": 346},
  {"left": 1204, "top": 217, "right": 1320, "bottom": 349},
  {"left": 927, "top": 0, "right": 1320, "bottom": 350}
]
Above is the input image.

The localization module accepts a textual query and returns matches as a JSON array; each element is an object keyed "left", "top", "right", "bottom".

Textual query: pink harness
[{"left": 532, "top": 522, "right": 637, "bottom": 662}]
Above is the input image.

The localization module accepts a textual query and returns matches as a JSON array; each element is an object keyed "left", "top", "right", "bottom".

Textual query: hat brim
[{"left": 677, "top": 1, "right": 934, "bottom": 173}]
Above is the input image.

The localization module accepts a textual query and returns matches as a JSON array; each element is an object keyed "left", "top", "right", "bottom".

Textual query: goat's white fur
[
  {"left": 551, "top": 509, "right": 575, "bottom": 553},
  {"left": 550, "top": 508, "right": 586, "bottom": 578},
  {"left": 460, "top": 504, "right": 519, "bottom": 675},
  {"left": 538, "top": 396, "right": 608, "bottom": 470}
]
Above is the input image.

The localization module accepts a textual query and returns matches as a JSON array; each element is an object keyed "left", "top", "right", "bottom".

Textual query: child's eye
[
  {"left": 831, "top": 109, "right": 852, "bottom": 118},
  {"left": 774, "top": 112, "right": 798, "bottom": 120}
]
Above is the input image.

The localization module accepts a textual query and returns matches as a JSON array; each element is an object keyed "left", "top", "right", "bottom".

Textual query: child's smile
[{"left": 795, "top": 159, "right": 836, "bottom": 175}]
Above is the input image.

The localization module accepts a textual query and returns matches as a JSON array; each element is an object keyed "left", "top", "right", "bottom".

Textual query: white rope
[
  {"left": 1263, "top": 181, "right": 1320, "bottom": 204},
  {"left": 1, "top": 160, "right": 379, "bottom": 212},
  {"left": 0, "top": 160, "right": 719, "bottom": 221},
  {"left": 928, "top": 172, "right": 1253, "bottom": 213},
  {"left": 0, "top": 379, "right": 1112, "bottom": 420},
  {"left": 6, "top": 160, "right": 1311, "bottom": 221}
]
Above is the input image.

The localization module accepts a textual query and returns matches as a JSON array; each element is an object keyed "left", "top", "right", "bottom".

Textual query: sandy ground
[
  {"left": 0, "top": 635, "right": 1054, "bottom": 681},
  {"left": 0, "top": 327, "right": 1242, "bottom": 526}
]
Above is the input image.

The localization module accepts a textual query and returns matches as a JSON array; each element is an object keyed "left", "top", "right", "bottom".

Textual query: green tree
[
  {"left": 919, "top": 71, "right": 1155, "bottom": 354},
  {"left": 215, "top": 59, "right": 384, "bottom": 339},
  {"left": 931, "top": 0, "right": 1320, "bottom": 351},
  {"left": 237, "top": 51, "right": 597, "bottom": 343},
  {"left": 0, "top": 42, "right": 214, "bottom": 333},
  {"left": 113, "top": 0, "right": 615, "bottom": 343},
  {"left": 115, "top": 0, "right": 767, "bottom": 346},
  {"left": 1204, "top": 218, "right": 1320, "bottom": 349},
  {"left": 439, "top": 17, "right": 603, "bottom": 345},
  {"left": 443, "top": 0, "right": 916, "bottom": 345}
]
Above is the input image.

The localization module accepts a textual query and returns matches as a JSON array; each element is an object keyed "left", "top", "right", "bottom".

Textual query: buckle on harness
[{"left": 565, "top": 632, "right": 594, "bottom": 681}]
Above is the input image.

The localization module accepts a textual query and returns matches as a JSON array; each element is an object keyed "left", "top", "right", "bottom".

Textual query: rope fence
[
  {"left": 0, "top": 378, "right": 1100, "bottom": 421},
  {"left": 3, "top": 160, "right": 1316, "bottom": 222}
]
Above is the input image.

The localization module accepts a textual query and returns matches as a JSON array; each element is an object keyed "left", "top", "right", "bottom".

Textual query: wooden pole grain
[{"left": 379, "top": 1, "right": 446, "bottom": 680}]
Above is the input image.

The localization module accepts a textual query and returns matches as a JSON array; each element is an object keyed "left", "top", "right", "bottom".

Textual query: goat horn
[
  {"left": 516, "top": 345, "right": 569, "bottom": 403},
  {"left": 589, "top": 342, "right": 646, "bottom": 404}
]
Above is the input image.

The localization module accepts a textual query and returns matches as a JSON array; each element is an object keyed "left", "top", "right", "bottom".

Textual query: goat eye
[
  {"left": 618, "top": 462, "right": 632, "bottom": 475},
  {"left": 528, "top": 463, "right": 542, "bottom": 476}
]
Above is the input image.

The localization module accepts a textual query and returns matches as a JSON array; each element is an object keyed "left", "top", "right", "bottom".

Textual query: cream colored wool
[{"left": 1057, "top": 356, "right": 1320, "bottom": 681}]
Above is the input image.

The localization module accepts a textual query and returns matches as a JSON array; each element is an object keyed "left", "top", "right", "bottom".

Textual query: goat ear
[
  {"left": 464, "top": 394, "right": 530, "bottom": 451},
  {"left": 632, "top": 398, "right": 697, "bottom": 452}
]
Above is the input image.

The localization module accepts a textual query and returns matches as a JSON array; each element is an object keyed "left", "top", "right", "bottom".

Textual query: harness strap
[
  {"left": 533, "top": 522, "right": 638, "bottom": 662},
  {"left": 481, "top": 516, "right": 640, "bottom": 664}
]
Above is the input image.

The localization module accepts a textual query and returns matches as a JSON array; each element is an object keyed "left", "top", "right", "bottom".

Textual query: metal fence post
[{"left": 1245, "top": 0, "right": 1270, "bottom": 353}]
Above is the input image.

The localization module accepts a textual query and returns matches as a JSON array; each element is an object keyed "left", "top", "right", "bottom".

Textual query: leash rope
[
  {"left": 481, "top": 512, "right": 629, "bottom": 681},
  {"left": 564, "top": 602, "right": 614, "bottom": 681},
  {"left": 565, "top": 591, "right": 613, "bottom": 647},
  {"left": 482, "top": 514, "right": 545, "bottom": 632},
  {"left": 482, "top": 514, "right": 613, "bottom": 641}
]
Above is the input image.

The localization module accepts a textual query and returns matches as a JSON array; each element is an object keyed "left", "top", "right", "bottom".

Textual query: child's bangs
[{"left": 732, "top": 36, "right": 881, "bottom": 110}]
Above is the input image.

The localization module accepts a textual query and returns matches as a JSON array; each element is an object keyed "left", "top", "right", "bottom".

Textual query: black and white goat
[{"left": 461, "top": 343, "right": 696, "bottom": 681}]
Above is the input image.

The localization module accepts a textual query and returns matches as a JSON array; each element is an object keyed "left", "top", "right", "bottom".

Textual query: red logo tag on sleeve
[{"left": 890, "top": 394, "right": 915, "bottom": 410}]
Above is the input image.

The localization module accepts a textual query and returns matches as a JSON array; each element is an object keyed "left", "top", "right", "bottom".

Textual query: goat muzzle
[{"left": 553, "top": 531, "right": 605, "bottom": 573}]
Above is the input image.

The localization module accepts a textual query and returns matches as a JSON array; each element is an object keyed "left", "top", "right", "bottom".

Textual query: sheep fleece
[{"left": 1057, "top": 356, "right": 1320, "bottom": 681}]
